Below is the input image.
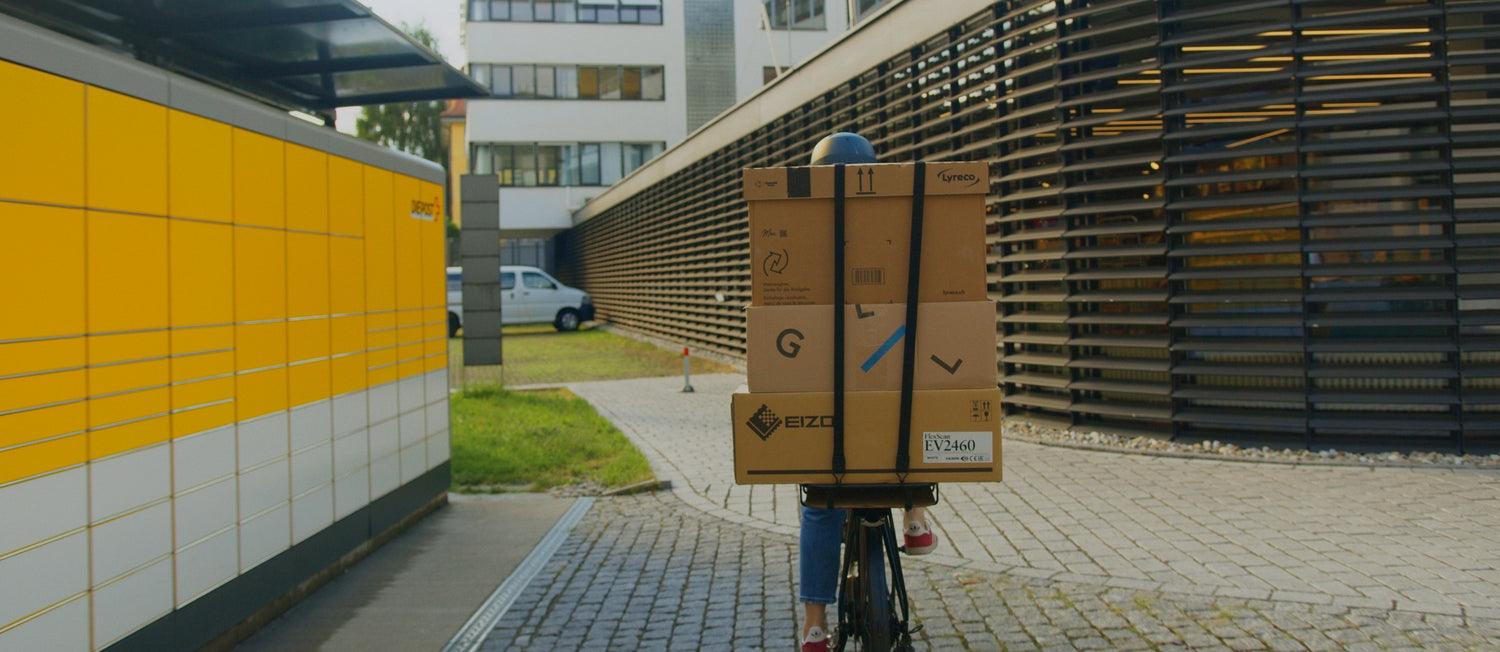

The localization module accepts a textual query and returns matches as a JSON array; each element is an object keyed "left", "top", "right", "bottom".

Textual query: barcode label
[{"left": 851, "top": 268, "right": 885, "bottom": 285}]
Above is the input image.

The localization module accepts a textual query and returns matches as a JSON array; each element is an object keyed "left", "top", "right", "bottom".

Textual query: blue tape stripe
[{"left": 862, "top": 325, "right": 907, "bottom": 373}]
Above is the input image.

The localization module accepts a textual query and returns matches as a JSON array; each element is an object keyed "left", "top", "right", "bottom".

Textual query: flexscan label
[{"left": 922, "top": 431, "right": 993, "bottom": 464}]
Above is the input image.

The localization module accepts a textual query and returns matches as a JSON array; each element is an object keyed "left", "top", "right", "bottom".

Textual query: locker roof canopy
[{"left": 0, "top": 0, "right": 484, "bottom": 121}]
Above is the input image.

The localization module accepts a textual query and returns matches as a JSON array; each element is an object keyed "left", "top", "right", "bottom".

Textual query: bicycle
[{"left": 803, "top": 484, "right": 938, "bottom": 652}]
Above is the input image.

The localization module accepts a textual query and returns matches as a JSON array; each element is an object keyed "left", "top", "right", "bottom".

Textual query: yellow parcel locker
[
  {"left": 421, "top": 181, "right": 446, "bottom": 310},
  {"left": 233, "top": 128, "right": 285, "bottom": 228},
  {"left": 1, "top": 203, "right": 84, "bottom": 342},
  {"left": 236, "top": 321, "right": 287, "bottom": 372},
  {"left": 289, "top": 359, "right": 331, "bottom": 408},
  {"left": 237, "top": 367, "right": 288, "bottom": 420},
  {"left": 0, "top": 434, "right": 87, "bottom": 486},
  {"left": 331, "top": 352, "right": 367, "bottom": 396},
  {"left": 330, "top": 236, "right": 366, "bottom": 316},
  {"left": 286, "top": 143, "right": 329, "bottom": 233},
  {"left": 168, "top": 110, "right": 231, "bottom": 222},
  {"left": 170, "top": 219, "right": 233, "bottom": 328},
  {"left": 329, "top": 155, "right": 364, "bottom": 237},
  {"left": 88, "top": 211, "right": 167, "bottom": 334},
  {"left": 0, "top": 60, "right": 84, "bottom": 207},
  {"left": 234, "top": 226, "right": 287, "bottom": 323},
  {"left": 0, "top": 370, "right": 84, "bottom": 421},
  {"left": 364, "top": 166, "right": 395, "bottom": 314},
  {"left": 287, "top": 231, "right": 330, "bottom": 319},
  {"left": 393, "top": 174, "right": 423, "bottom": 323},
  {"left": 87, "top": 87, "right": 166, "bottom": 216}
]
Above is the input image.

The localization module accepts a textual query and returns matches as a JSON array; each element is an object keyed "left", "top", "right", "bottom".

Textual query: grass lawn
[
  {"left": 448, "top": 324, "right": 736, "bottom": 493},
  {"left": 450, "top": 386, "right": 654, "bottom": 493},
  {"left": 449, "top": 323, "right": 735, "bottom": 386}
]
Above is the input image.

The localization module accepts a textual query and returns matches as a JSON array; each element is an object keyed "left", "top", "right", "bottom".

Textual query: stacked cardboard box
[{"left": 732, "top": 161, "right": 1002, "bottom": 485}]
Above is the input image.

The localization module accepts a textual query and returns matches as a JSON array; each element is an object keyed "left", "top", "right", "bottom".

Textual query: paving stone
[{"left": 461, "top": 375, "right": 1500, "bottom": 651}]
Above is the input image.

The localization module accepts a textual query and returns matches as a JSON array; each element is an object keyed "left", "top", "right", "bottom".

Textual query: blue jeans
[{"left": 799, "top": 505, "right": 844, "bottom": 604}]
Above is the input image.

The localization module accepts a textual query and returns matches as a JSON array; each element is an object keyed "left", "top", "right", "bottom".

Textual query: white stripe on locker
[
  {"left": 237, "top": 458, "right": 289, "bottom": 518},
  {"left": 369, "top": 419, "right": 399, "bottom": 463},
  {"left": 427, "top": 430, "right": 451, "bottom": 469},
  {"left": 369, "top": 452, "right": 399, "bottom": 500},
  {"left": 291, "top": 485, "right": 334, "bottom": 545},
  {"left": 174, "top": 475, "right": 236, "bottom": 547},
  {"left": 398, "top": 375, "right": 424, "bottom": 415},
  {"left": 171, "top": 425, "right": 235, "bottom": 493},
  {"left": 173, "top": 526, "right": 237, "bottom": 608},
  {"left": 91, "top": 557, "right": 172, "bottom": 650},
  {"left": 0, "top": 467, "right": 86, "bottom": 558},
  {"left": 238, "top": 503, "right": 290, "bottom": 572},
  {"left": 90, "top": 500, "right": 172, "bottom": 585},
  {"left": 333, "top": 467, "right": 370, "bottom": 520},
  {"left": 0, "top": 531, "right": 87, "bottom": 634},
  {"left": 237, "top": 411, "right": 289, "bottom": 472},
  {"left": 368, "top": 383, "right": 398, "bottom": 424},
  {"left": 290, "top": 442, "right": 333, "bottom": 497},
  {"left": 333, "top": 427, "right": 369, "bottom": 477},
  {"left": 332, "top": 390, "right": 368, "bottom": 437},
  {"left": 398, "top": 409, "right": 424, "bottom": 448},
  {"left": 424, "top": 369, "right": 447, "bottom": 404},
  {"left": 90, "top": 444, "right": 170, "bottom": 524},
  {"left": 399, "top": 442, "right": 426, "bottom": 484},
  {"left": 0, "top": 594, "right": 89, "bottom": 652},
  {"left": 425, "top": 402, "right": 449, "bottom": 436},
  {"left": 289, "top": 400, "right": 332, "bottom": 452}
]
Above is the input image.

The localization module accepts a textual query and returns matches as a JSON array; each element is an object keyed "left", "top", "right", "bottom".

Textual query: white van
[{"left": 447, "top": 265, "right": 595, "bottom": 336}]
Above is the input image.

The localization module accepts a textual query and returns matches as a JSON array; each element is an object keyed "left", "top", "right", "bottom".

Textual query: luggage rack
[{"left": 801, "top": 483, "right": 939, "bottom": 510}]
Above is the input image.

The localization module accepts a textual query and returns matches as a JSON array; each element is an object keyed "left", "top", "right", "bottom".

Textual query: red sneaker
[
  {"left": 904, "top": 519, "right": 938, "bottom": 555},
  {"left": 801, "top": 625, "right": 829, "bottom": 652}
]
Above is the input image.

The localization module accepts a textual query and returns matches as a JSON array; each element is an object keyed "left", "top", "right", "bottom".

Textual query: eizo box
[
  {"left": 743, "top": 162, "right": 989, "bottom": 306},
  {"left": 746, "top": 301, "right": 997, "bottom": 393},
  {"left": 731, "top": 387, "right": 1003, "bottom": 485}
]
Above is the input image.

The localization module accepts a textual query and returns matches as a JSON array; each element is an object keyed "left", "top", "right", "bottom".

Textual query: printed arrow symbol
[{"left": 931, "top": 355, "right": 963, "bottom": 375}]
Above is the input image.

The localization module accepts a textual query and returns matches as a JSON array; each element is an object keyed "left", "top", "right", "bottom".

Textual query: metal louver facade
[{"left": 558, "top": 0, "right": 1500, "bottom": 453}]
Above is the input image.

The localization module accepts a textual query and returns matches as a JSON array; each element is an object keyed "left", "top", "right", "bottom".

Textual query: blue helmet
[{"left": 809, "top": 132, "right": 877, "bottom": 165}]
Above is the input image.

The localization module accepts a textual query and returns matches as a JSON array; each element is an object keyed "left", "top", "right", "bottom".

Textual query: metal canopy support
[{"left": 0, "top": 0, "right": 486, "bottom": 115}]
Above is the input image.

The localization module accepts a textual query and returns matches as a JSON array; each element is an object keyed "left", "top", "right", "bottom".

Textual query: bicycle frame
[
  {"left": 802, "top": 484, "right": 935, "bottom": 652},
  {"left": 834, "top": 509, "right": 915, "bottom": 652}
]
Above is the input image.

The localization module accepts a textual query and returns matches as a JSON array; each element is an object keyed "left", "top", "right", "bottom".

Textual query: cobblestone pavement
[
  {"left": 510, "top": 373, "right": 1500, "bottom": 648},
  {"left": 479, "top": 492, "right": 1500, "bottom": 650}
]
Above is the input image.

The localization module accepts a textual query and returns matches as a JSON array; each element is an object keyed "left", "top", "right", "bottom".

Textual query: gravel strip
[{"left": 1005, "top": 422, "right": 1500, "bottom": 468}]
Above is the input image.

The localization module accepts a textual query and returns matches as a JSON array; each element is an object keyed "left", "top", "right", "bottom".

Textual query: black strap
[
  {"left": 895, "top": 162, "right": 926, "bottom": 479},
  {"left": 832, "top": 164, "right": 847, "bottom": 481}
]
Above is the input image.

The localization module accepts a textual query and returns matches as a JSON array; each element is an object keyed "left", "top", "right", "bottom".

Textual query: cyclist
[
  {"left": 796, "top": 132, "right": 939, "bottom": 652},
  {"left": 800, "top": 506, "right": 937, "bottom": 651}
]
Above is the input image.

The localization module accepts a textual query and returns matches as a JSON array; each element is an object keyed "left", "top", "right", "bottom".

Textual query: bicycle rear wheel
[{"left": 851, "top": 512, "right": 892, "bottom": 651}]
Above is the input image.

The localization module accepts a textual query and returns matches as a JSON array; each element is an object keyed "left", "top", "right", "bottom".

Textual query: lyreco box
[
  {"left": 731, "top": 387, "right": 1003, "bottom": 485},
  {"left": 744, "top": 161, "right": 989, "bottom": 306},
  {"left": 746, "top": 301, "right": 997, "bottom": 393}
]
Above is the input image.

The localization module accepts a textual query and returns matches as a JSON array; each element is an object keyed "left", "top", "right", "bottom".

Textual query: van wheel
[
  {"left": 554, "top": 309, "right": 580, "bottom": 332},
  {"left": 448, "top": 312, "right": 461, "bottom": 338}
]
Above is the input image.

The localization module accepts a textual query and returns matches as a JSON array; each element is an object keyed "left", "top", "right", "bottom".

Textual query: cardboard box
[
  {"left": 744, "top": 162, "right": 989, "bottom": 306},
  {"left": 732, "top": 387, "right": 1003, "bottom": 485},
  {"left": 746, "top": 301, "right": 997, "bottom": 393}
]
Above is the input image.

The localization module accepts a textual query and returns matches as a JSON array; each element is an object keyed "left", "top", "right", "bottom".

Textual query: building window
[
  {"left": 471, "top": 64, "right": 665, "bottom": 100},
  {"left": 851, "top": 0, "right": 892, "bottom": 24},
  {"left": 470, "top": 0, "right": 661, "bottom": 24},
  {"left": 474, "top": 141, "right": 666, "bottom": 186},
  {"left": 762, "top": 0, "right": 824, "bottom": 29}
]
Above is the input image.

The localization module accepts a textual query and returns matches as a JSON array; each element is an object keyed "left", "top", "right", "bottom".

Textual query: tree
[{"left": 355, "top": 22, "right": 446, "bottom": 167}]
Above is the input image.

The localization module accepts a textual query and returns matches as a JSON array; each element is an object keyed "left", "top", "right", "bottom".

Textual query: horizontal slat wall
[{"left": 557, "top": 0, "right": 1500, "bottom": 452}]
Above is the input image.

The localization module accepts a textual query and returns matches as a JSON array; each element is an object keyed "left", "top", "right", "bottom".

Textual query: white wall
[
  {"left": 464, "top": 1, "right": 689, "bottom": 146},
  {"left": 733, "top": 0, "right": 852, "bottom": 101}
]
